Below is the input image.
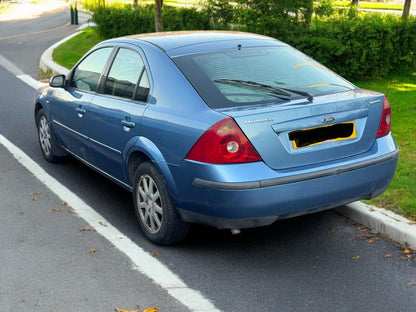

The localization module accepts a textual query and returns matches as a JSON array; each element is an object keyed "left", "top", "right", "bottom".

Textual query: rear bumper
[
  {"left": 170, "top": 134, "right": 399, "bottom": 229},
  {"left": 192, "top": 150, "right": 398, "bottom": 190}
]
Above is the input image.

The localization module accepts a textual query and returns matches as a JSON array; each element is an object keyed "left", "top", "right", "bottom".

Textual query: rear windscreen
[{"left": 173, "top": 46, "right": 355, "bottom": 109}]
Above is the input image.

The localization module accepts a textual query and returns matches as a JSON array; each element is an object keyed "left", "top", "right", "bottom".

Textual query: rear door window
[{"left": 103, "top": 48, "right": 150, "bottom": 102}]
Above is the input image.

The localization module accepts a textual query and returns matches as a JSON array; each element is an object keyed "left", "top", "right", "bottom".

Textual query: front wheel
[
  {"left": 36, "top": 109, "right": 67, "bottom": 162},
  {"left": 132, "top": 162, "right": 189, "bottom": 245}
]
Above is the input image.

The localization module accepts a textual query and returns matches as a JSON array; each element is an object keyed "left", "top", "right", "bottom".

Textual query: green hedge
[
  {"left": 93, "top": 4, "right": 155, "bottom": 38},
  {"left": 92, "top": 4, "right": 210, "bottom": 38},
  {"left": 289, "top": 13, "right": 416, "bottom": 79},
  {"left": 90, "top": 3, "right": 416, "bottom": 80}
]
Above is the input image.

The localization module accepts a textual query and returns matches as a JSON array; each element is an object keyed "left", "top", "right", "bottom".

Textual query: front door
[{"left": 50, "top": 47, "right": 114, "bottom": 162}]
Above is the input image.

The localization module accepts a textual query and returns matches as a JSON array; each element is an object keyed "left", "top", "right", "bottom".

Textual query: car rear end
[{"left": 160, "top": 33, "right": 399, "bottom": 229}]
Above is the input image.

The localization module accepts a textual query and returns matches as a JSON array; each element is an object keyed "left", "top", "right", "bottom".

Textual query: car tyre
[
  {"left": 132, "top": 162, "right": 189, "bottom": 245},
  {"left": 36, "top": 109, "right": 67, "bottom": 162}
]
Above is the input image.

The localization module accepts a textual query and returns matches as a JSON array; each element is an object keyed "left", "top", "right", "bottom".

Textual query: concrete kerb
[
  {"left": 39, "top": 30, "right": 416, "bottom": 251},
  {"left": 39, "top": 23, "right": 93, "bottom": 76},
  {"left": 338, "top": 202, "right": 416, "bottom": 250},
  {"left": 39, "top": 32, "right": 76, "bottom": 76}
]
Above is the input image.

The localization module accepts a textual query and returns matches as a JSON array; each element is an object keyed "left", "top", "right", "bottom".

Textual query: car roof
[{"left": 111, "top": 31, "right": 284, "bottom": 57}]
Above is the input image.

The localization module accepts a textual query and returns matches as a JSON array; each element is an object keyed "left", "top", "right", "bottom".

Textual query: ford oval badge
[{"left": 322, "top": 116, "right": 336, "bottom": 124}]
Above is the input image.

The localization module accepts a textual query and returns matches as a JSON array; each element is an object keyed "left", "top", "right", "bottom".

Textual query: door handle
[
  {"left": 76, "top": 107, "right": 86, "bottom": 117},
  {"left": 121, "top": 119, "right": 135, "bottom": 129}
]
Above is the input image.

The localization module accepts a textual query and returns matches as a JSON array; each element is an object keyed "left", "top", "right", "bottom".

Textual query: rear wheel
[
  {"left": 36, "top": 109, "right": 67, "bottom": 162},
  {"left": 132, "top": 162, "right": 189, "bottom": 245}
]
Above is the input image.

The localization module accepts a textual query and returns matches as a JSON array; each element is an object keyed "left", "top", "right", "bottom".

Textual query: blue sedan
[{"left": 34, "top": 31, "right": 399, "bottom": 244}]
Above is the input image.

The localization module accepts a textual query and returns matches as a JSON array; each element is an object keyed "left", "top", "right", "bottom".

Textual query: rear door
[{"left": 84, "top": 47, "right": 150, "bottom": 183}]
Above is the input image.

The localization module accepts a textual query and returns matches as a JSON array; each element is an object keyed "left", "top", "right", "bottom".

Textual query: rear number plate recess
[{"left": 289, "top": 122, "right": 356, "bottom": 148}]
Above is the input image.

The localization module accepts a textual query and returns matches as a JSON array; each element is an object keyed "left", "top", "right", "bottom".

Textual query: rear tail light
[
  {"left": 377, "top": 95, "right": 392, "bottom": 138},
  {"left": 186, "top": 117, "right": 262, "bottom": 164}
]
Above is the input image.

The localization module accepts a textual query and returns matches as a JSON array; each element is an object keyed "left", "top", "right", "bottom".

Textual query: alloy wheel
[
  {"left": 137, "top": 174, "right": 163, "bottom": 234},
  {"left": 39, "top": 115, "right": 52, "bottom": 156}
]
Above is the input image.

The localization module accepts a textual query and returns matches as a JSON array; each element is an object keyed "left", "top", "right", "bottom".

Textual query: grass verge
[
  {"left": 332, "top": 1, "right": 403, "bottom": 10},
  {"left": 52, "top": 27, "right": 102, "bottom": 69},
  {"left": 355, "top": 74, "right": 416, "bottom": 220},
  {"left": 52, "top": 28, "right": 415, "bottom": 219}
]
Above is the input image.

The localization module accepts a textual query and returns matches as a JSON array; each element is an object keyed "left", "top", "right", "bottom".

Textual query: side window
[
  {"left": 71, "top": 47, "right": 113, "bottom": 92},
  {"left": 135, "top": 69, "right": 150, "bottom": 102},
  {"left": 104, "top": 48, "right": 148, "bottom": 100}
]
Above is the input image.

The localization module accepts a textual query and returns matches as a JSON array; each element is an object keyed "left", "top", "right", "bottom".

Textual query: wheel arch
[
  {"left": 34, "top": 102, "right": 47, "bottom": 126},
  {"left": 126, "top": 136, "right": 178, "bottom": 197}
]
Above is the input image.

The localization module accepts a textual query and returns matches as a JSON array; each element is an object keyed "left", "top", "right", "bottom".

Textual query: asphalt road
[{"left": 0, "top": 7, "right": 415, "bottom": 312}]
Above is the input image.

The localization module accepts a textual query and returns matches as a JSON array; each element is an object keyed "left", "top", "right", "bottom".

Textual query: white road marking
[
  {"left": 17, "top": 74, "right": 47, "bottom": 89},
  {"left": 0, "top": 134, "right": 221, "bottom": 312},
  {"left": 0, "top": 58, "right": 222, "bottom": 311}
]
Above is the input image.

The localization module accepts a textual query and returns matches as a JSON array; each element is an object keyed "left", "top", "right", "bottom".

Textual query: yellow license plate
[{"left": 289, "top": 122, "right": 356, "bottom": 149}]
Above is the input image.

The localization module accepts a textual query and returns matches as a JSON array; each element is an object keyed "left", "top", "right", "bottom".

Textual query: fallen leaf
[
  {"left": 49, "top": 208, "right": 64, "bottom": 212},
  {"left": 143, "top": 308, "right": 160, "bottom": 312},
  {"left": 89, "top": 248, "right": 96, "bottom": 253},
  {"left": 29, "top": 192, "right": 41, "bottom": 196},
  {"left": 32, "top": 198, "right": 37, "bottom": 201},
  {"left": 384, "top": 254, "right": 392, "bottom": 258},
  {"left": 403, "top": 248, "right": 412, "bottom": 254},
  {"left": 115, "top": 309, "right": 139, "bottom": 312},
  {"left": 8, "top": 208, "right": 13, "bottom": 212},
  {"left": 367, "top": 239, "right": 374, "bottom": 244},
  {"left": 81, "top": 227, "right": 92, "bottom": 231},
  {"left": 61, "top": 201, "right": 68, "bottom": 206},
  {"left": 408, "top": 221, "right": 416, "bottom": 225},
  {"left": 330, "top": 229, "right": 335, "bottom": 234},
  {"left": 351, "top": 255, "right": 360, "bottom": 260},
  {"left": 68, "top": 209, "right": 76, "bottom": 213},
  {"left": 405, "top": 283, "right": 415, "bottom": 286},
  {"left": 99, "top": 221, "right": 107, "bottom": 227},
  {"left": 152, "top": 251, "right": 160, "bottom": 257}
]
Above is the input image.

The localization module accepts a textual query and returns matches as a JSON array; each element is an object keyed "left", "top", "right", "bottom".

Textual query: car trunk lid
[{"left": 220, "top": 90, "right": 384, "bottom": 170}]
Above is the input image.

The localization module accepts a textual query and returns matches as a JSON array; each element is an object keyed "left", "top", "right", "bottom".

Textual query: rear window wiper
[{"left": 214, "top": 79, "right": 313, "bottom": 102}]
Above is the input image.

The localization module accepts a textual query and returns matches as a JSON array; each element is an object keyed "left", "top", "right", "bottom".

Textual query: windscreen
[{"left": 173, "top": 46, "right": 355, "bottom": 108}]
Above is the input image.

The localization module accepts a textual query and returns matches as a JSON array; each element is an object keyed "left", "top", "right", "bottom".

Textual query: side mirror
[{"left": 49, "top": 75, "right": 66, "bottom": 88}]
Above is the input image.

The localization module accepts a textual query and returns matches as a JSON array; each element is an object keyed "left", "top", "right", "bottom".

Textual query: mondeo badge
[{"left": 321, "top": 116, "right": 336, "bottom": 124}]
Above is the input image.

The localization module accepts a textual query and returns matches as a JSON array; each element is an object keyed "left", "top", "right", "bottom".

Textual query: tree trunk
[
  {"left": 402, "top": 0, "right": 412, "bottom": 19},
  {"left": 155, "top": 0, "right": 163, "bottom": 32},
  {"left": 351, "top": 0, "right": 359, "bottom": 6},
  {"left": 133, "top": 0, "right": 138, "bottom": 9}
]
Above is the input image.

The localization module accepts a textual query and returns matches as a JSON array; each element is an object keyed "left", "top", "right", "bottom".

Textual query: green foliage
[
  {"left": 315, "top": 0, "right": 335, "bottom": 18},
  {"left": 290, "top": 13, "right": 416, "bottom": 80},
  {"left": 163, "top": 6, "right": 210, "bottom": 31},
  {"left": 91, "top": 3, "right": 210, "bottom": 38},
  {"left": 92, "top": 4, "right": 155, "bottom": 38},
  {"left": 234, "top": 0, "right": 314, "bottom": 32},
  {"left": 200, "top": 0, "right": 234, "bottom": 29}
]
